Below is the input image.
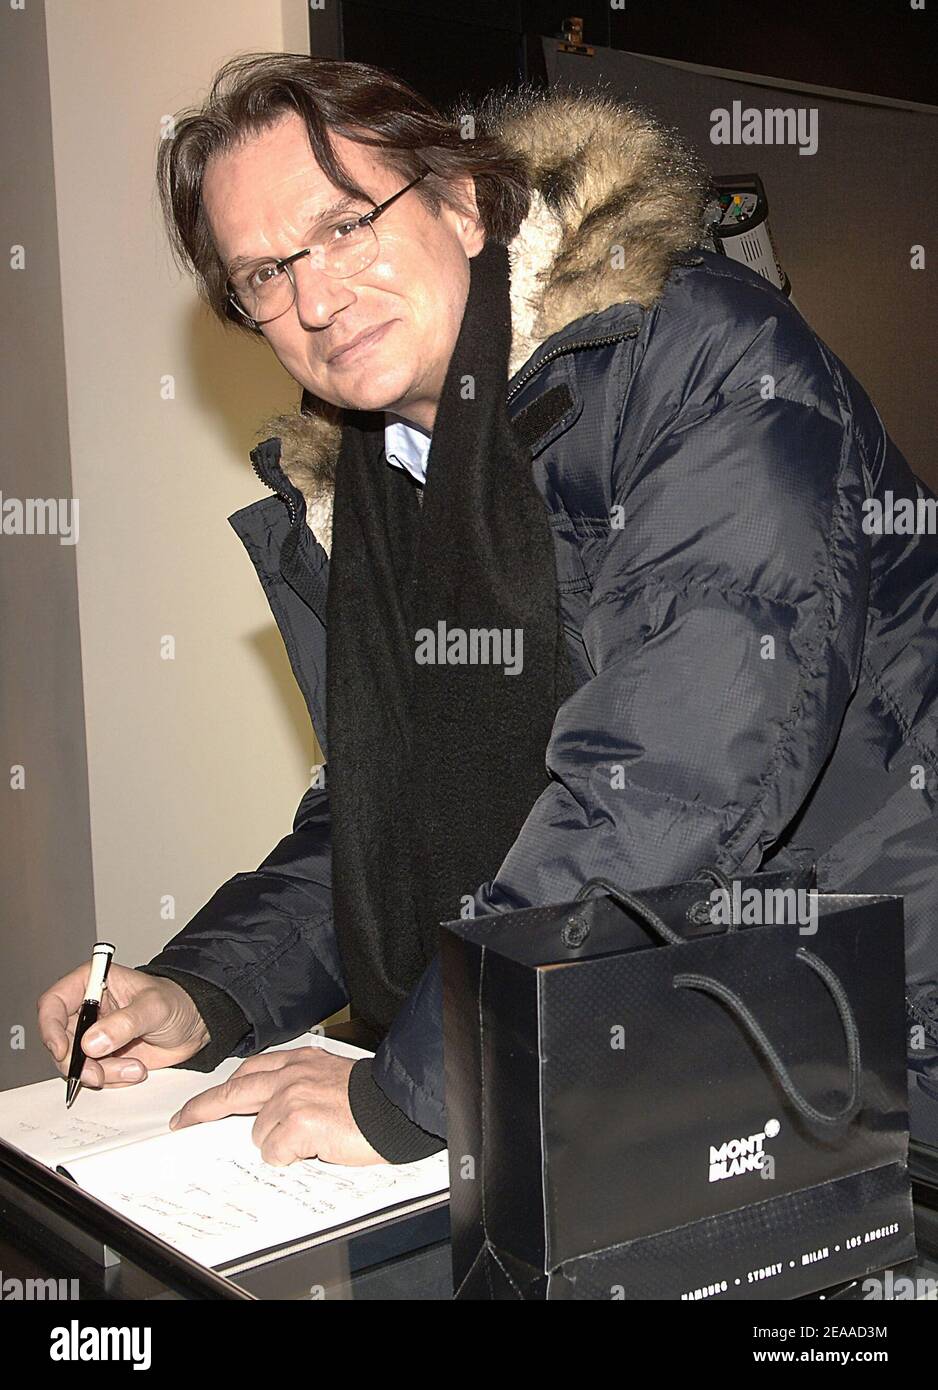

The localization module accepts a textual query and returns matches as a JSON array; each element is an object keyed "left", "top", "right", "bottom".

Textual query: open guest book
[{"left": 0, "top": 1032, "right": 448, "bottom": 1273}]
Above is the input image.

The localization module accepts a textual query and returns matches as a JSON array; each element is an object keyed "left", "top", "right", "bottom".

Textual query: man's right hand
[{"left": 38, "top": 962, "right": 210, "bottom": 1089}]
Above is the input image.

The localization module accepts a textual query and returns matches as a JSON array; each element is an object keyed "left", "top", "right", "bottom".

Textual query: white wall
[
  {"left": 1, "top": 0, "right": 98, "bottom": 1088},
  {"left": 44, "top": 0, "right": 322, "bottom": 967}
]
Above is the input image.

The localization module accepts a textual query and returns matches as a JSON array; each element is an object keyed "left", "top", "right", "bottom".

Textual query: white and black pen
[{"left": 65, "top": 942, "right": 115, "bottom": 1108}]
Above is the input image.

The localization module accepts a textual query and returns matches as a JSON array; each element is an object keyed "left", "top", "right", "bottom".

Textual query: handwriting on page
[
  {"left": 16, "top": 1115, "right": 124, "bottom": 1150},
  {"left": 64, "top": 1116, "right": 448, "bottom": 1268},
  {"left": 112, "top": 1154, "right": 436, "bottom": 1245}
]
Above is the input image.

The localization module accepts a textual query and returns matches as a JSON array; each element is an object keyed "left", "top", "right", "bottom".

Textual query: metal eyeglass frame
[{"left": 225, "top": 165, "right": 431, "bottom": 327}]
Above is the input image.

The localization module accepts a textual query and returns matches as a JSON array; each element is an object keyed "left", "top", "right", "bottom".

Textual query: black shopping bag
[{"left": 441, "top": 863, "right": 916, "bottom": 1300}]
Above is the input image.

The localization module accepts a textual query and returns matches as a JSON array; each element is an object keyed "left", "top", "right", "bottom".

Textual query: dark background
[{"left": 310, "top": 0, "right": 938, "bottom": 109}]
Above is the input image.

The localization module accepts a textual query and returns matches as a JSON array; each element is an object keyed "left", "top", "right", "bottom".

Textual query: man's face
[{"left": 202, "top": 112, "right": 485, "bottom": 432}]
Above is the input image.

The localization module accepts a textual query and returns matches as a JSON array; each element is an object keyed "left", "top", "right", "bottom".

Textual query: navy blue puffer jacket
[{"left": 141, "top": 91, "right": 938, "bottom": 1152}]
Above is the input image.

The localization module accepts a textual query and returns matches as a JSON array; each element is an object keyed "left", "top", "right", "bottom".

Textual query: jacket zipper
[
  {"left": 251, "top": 446, "right": 298, "bottom": 526},
  {"left": 505, "top": 328, "right": 639, "bottom": 405}
]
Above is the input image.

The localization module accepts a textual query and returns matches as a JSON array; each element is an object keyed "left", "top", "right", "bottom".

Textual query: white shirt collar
[{"left": 384, "top": 412, "right": 432, "bottom": 486}]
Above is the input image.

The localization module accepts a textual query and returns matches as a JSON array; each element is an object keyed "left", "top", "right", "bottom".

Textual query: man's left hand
[{"left": 168, "top": 1047, "right": 389, "bottom": 1166}]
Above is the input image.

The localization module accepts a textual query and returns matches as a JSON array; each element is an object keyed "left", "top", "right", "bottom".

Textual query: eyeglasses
[{"left": 225, "top": 167, "right": 430, "bottom": 326}]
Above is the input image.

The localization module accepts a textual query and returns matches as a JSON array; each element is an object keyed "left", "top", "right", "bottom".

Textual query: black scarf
[{"left": 325, "top": 239, "right": 576, "bottom": 1037}]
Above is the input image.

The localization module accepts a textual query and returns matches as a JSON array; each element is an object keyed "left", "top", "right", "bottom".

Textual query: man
[{"left": 39, "top": 54, "right": 938, "bottom": 1164}]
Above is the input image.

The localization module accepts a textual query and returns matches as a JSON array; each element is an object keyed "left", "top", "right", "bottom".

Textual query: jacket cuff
[
  {"left": 135, "top": 964, "right": 251, "bottom": 1073},
  {"left": 347, "top": 1058, "right": 446, "bottom": 1162}
]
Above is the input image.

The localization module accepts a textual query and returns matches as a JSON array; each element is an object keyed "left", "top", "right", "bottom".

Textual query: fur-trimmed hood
[{"left": 255, "top": 86, "right": 708, "bottom": 549}]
